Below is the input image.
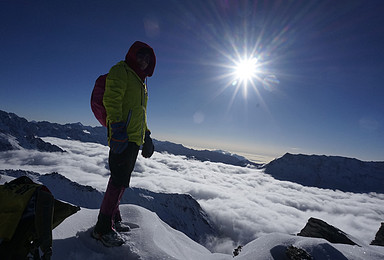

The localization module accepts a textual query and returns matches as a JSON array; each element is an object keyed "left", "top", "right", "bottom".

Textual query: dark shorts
[{"left": 109, "top": 142, "right": 139, "bottom": 187}]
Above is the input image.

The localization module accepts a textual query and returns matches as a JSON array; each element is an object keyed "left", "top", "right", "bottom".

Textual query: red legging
[
  {"left": 95, "top": 142, "right": 139, "bottom": 234},
  {"left": 99, "top": 178, "right": 125, "bottom": 223}
]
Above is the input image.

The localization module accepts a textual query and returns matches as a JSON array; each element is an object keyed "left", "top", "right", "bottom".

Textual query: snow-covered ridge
[
  {"left": 0, "top": 110, "right": 106, "bottom": 152},
  {"left": 153, "top": 140, "right": 261, "bottom": 167},
  {"left": 264, "top": 153, "right": 384, "bottom": 193},
  {"left": 0, "top": 169, "right": 217, "bottom": 244},
  {"left": 0, "top": 110, "right": 257, "bottom": 167}
]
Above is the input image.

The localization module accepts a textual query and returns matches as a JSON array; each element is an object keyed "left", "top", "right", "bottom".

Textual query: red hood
[{"left": 125, "top": 41, "right": 156, "bottom": 81}]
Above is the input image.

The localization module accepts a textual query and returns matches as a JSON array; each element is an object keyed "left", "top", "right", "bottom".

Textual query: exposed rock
[
  {"left": 285, "top": 245, "right": 312, "bottom": 260},
  {"left": 297, "top": 217, "right": 358, "bottom": 245},
  {"left": 25, "top": 135, "right": 64, "bottom": 152},
  {"left": 371, "top": 222, "right": 384, "bottom": 246},
  {"left": 233, "top": 245, "right": 243, "bottom": 257},
  {"left": 0, "top": 111, "right": 66, "bottom": 152}
]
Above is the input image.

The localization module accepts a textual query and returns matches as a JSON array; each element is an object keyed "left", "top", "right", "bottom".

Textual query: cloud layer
[{"left": 0, "top": 137, "right": 383, "bottom": 247}]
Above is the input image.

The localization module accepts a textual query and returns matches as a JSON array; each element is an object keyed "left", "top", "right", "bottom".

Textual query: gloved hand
[
  {"left": 110, "top": 122, "right": 129, "bottom": 154},
  {"left": 142, "top": 130, "right": 154, "bottom": 158},
  {"left": 41, "top": 247, "right": 52, "bottom": 260}
]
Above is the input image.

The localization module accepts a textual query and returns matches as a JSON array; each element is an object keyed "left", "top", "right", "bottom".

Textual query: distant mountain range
[
  {"left": 264, "top": 153, "right": 384, "bottom": 193},
  {"left": 153, "top": 140, "right": 261, "bottom": 167},
  {"left": 0, "top": 110, "right": 260, "bottom": 167},
  {"left": 1, "top": 110, "right": 383, "bottom": 194}
]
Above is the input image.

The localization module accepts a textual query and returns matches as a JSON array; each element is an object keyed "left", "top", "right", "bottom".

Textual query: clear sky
[{"left": 1, "top": 0, "right": 383, "bottom": 162}]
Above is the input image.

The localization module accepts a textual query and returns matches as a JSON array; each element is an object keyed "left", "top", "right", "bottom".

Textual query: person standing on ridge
[{"left": 92, "top": 41, "right": 156, "bottom": 247}]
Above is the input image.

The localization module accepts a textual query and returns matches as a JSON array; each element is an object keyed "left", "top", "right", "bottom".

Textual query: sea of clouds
[{"left": 0, "top": 137, "right": 383, "bottom": 250}]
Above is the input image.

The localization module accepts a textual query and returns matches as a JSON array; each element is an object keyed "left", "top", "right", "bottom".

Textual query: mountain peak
[{"left": 264, "top": 153, "right": 384, "bottom": 193}]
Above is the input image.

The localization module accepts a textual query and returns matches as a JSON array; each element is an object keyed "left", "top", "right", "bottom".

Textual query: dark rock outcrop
[
  {"left": 285, "top": 245, "right": 312, "bottom": 260},
  {"left": 371, "top": 223, "right": 384, "bottom": 246},
  {"left": 297, "top": 217, "right": 358, "bottom": 246}
]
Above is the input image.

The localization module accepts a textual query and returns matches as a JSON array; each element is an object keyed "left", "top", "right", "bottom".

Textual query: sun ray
[{"left": 173, "top": 1, "right": 284, "bottom": 115}]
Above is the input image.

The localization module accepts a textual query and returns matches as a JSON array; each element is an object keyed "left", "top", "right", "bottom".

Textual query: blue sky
[{"left": 1, "top": 0, "right": 383, "bottom": 162}]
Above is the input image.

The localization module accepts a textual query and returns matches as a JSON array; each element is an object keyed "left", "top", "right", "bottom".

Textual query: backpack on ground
[
  {"left": 91, "top": 74, "right": 108, "bottom": 127},
  {"left": 0, "top": 176, "right": 80, "bottom": 260}
]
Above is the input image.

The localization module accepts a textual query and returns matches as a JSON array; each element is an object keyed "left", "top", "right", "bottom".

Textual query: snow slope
[
  {"left": 51, "top": 205, "right": 229, "bottom": 260},
  {"left": 49, "top": 204, "right": 384, "bottom": 259}
]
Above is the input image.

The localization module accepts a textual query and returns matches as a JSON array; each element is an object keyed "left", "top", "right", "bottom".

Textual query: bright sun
[
  {"left": 211, "top": 47, "right": 279, "bottom": 106},
  {"left": 234, "top": 57, "right": 258, "bottom": 83}
]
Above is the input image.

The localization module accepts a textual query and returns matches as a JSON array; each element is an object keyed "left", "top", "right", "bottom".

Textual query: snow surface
[
  {"left": 48, "top": 205, "right": 384, "bottom": 260},
  {"left": 50, "top": 205, "right": 229, "bottom": 260},
  {"left": 1, "top": 137, "right": 384, "bottom": 259}
]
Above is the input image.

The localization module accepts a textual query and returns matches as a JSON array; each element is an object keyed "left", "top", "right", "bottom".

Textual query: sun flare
[{"left": 234, "top": 57, "right": 258, "bottom": 83}]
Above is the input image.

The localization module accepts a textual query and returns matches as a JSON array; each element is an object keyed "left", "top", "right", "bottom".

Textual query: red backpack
[{"left": 90, "top": 74, "right": 108, "bottom": 127}]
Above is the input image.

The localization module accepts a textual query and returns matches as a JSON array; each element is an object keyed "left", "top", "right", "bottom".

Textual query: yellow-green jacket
[
  {"left": 103, "top": 61, "right": 149, "bottom": 146},
  {"left": 103, "top": 41, "right": 156, "bottom": 147}
]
